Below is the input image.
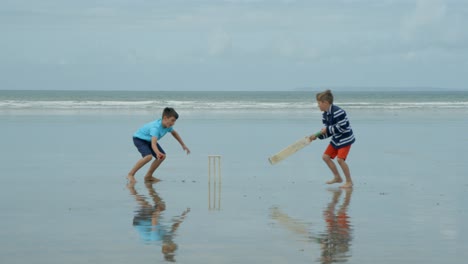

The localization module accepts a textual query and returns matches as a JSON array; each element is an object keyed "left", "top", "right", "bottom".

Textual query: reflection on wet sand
[
  {"left": 127, "top": 182, "right": 190, "bottom": 262},
  {"left": 270, "top": 207, "right": 311, "bottom": 238},
  {"left": 208, "top": 173, "right": 222, "bottom": 211},
  {"left": 271, "top": 188, "right": 353, "bottom": 263},
  {"left": 317, "top": 189, "right": 353, "bottom": 264}
]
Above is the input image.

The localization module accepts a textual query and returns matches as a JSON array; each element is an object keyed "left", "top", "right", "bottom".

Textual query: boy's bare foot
[
  {"left": 144, "top": 176, "right": 161, "bottom": 182},
  {"left": 340, "top": 182, "right": 353, "bottom": 189},
  {"left": 127, "top": 174, "right": 136, "bottom": 183},
  {"left": 326, "top": 178, "right": 343, "bottom": 184}
]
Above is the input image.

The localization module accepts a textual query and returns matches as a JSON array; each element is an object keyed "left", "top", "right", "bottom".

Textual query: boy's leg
[
  {"left": 144, "top": 143, "right": 166, "bottom": 182},
  {"left": 323, "top": 144, "right": 343, "bottom": 184},
  {"left": 336, "top": 145, "right": 353, "bottom": 188},
  {"left": 128, "top": 155, "right": 152, "bottom": 182},
  {"left": 337, "top": 158, "right": 352, "bottom": 188},
  {"left": 128, "top": 137, "right": 154, "bottom": 182},
  {"left": 144, "top": 156, "right": 166, "bottom": 182},
  {"left": 323, "top": 154, "right": 343, "bottom": 184}
]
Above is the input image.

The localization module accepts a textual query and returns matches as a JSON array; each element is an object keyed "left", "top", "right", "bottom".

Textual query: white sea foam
[
  {"left": 0, "top": 100, "right": 312, "bottom": 110},
  {"left": 0, "top": 100, "right": 467, "bottom": 111},
  {"left": 343, "top": 102, "right": 468, "bottom": 109}
]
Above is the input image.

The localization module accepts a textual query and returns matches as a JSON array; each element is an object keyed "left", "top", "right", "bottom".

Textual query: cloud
[
  {"left": 401, "top": 0, "right": 468, "bottom": 50},
  {"left": 2, "top": 0, "right": 468, "bottom": 90},
  {"left": 208, "top": 29, "right": 232, "bottom": 56},
  {"left": 401, "top": 0, "right": 446, "bottom": 39}
]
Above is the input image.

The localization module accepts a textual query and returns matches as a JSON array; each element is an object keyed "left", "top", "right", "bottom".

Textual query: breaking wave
[{"left": 1, "top": 100, "right": 467, "bottom": 110}]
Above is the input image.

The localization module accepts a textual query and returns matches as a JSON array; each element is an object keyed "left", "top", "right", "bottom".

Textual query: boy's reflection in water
[
  {"left": 317, "top": 188, "right": 352, "bottom": 264},
  {"left": 127, "top": 182, "right": 190, "bottom": 262},
  {"left": 271, "top": 188, "right": 353, "bottom": 264}
]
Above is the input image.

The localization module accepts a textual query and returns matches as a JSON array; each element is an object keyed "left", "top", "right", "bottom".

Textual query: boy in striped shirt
[{"left": 310, "top": 90, "right": 355, "bottom": 188}]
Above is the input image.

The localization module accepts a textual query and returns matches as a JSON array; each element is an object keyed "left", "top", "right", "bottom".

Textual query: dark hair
[
  {"left": 316, "top": 89, "right": 334, "bottom": 104},
  {"left": 162, "top": 107, "right": 179, "bottom": 119}
]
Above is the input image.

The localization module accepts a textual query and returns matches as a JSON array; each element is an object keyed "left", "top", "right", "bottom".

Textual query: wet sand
[{"left": 0, "top": 110, "right": 467, "bottom": 263}]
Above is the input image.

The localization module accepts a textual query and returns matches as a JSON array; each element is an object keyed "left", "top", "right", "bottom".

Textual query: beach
[{"left": 1, "top": 91, "right": 467, "bottom": 263}]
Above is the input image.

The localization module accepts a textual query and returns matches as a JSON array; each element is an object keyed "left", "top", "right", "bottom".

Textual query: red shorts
[{"left": 324, "top": 144, "right": 351, "bottom": 160}]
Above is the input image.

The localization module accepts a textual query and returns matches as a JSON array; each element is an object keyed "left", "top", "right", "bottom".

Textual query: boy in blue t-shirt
[{"left": 128, "top": 107, "right": 190, "bottom": 183}]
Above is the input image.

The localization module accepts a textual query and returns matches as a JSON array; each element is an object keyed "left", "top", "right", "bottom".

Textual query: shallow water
[{"left": 0, "top": 108, "right": 467, "bottom": 263}]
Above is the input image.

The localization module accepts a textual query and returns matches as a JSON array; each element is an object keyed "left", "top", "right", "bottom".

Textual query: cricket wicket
[{"left": 208, "top": 155, "right": 222, "bottom": 210}]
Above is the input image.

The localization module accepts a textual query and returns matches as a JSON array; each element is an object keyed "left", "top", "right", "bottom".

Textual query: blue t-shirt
[
  {"left": 133, "top": 119, "right": 174, "bottom": 142},
  {"left": 134, "top": 221, "right": 168, "bottom": 243}
]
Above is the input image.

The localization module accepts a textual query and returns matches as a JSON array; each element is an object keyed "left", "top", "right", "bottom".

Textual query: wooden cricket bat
[
  {"left": 268, "top": 131, "right": 321, "bottom": 165},
  {"left": 268, "top": 136, "right": 312, "bottom": 165}
]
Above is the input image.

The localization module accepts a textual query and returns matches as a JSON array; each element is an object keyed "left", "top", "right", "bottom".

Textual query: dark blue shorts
[{"left": 133, "top": 137, "right": 166, "bottom": 159}]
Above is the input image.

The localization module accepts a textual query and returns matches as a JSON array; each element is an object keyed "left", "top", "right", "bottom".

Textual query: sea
[
  {"left": 0, "top": 90, "right": 467, "bottom": 114},
  {"left": 1, "top": 90, "right": 467, "bottom": 264}
]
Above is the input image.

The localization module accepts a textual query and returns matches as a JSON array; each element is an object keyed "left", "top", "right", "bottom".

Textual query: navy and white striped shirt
[{"left": 318, "top": 104, "right": 355, "bottom": 148}]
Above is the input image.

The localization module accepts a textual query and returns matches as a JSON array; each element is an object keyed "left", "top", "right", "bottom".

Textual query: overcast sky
[{"left": 1, "top": 0, "right": 467, "bottom": 91}]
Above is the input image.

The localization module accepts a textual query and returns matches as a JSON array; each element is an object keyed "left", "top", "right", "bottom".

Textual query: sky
[{"left": 1, "top": 0, "right": 467, "bottom": 91}]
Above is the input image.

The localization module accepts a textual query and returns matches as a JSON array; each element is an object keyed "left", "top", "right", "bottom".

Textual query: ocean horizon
[{"left": 1, "top": 90, "right": 467, "bottom": 113}]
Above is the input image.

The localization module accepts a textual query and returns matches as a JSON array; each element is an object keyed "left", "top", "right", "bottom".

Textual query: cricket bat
[{"left": 268, "top": 132, "right": 321, "bottom": 165}]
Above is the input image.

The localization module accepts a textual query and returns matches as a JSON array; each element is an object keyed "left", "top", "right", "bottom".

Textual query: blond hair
[{"left": 316, "top": 89, "right": 334, "bottom": 104}]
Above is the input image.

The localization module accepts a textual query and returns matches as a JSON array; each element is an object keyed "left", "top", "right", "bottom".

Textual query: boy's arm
[
  {"left": 327, "top": 111, "right": 350, "bottom": 136},
  {"left": 151, "top": 136, "right": 165, "bottom": 159},
  {"left": 316, "top": 114, "right": 331, "bottom": 140},
  {"left": 171, "top": 130, "right": 191, "bottom": 154},
  {"left": 309, "top": 131, "right": 325, "bottom": 141},
  {"left": 170, "top": 208, "right": 190, "bottom": 233},
  {"left": 317, "top": 129, "right": 331, "bottom": 140},
  {"left": 309, "top": 126, "right": 331, "bottom": 141}
]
